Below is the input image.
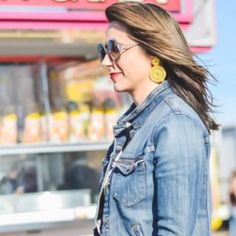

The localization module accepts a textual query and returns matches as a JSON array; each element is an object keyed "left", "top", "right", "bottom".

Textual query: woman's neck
[{"left": 131, "top": 82, "right": 160, "bottom": 105}]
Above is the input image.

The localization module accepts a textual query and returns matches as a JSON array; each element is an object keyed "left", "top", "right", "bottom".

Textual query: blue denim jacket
[{"left": 98, "top": 81, "right": 211, "bottom": 236}]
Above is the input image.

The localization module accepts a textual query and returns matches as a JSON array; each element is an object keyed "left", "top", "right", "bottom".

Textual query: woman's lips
[{"left": 110, "top": 72, "right": 122, "bottom": 81}]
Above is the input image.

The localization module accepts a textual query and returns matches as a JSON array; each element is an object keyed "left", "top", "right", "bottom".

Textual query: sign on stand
[
  {"left": 0, "top": 0, "right": 181, "bottom": 11},
  {"left": 0, "top": 0, "right": 216, "bottom": 53}
]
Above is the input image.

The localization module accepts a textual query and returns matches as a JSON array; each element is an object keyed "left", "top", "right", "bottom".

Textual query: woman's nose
[{"left": 101, "top": 54, "right": 113, "bottom": 68}]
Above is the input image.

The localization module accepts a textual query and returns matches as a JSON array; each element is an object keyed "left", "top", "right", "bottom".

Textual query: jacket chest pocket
[{"left": 112, "top": 156, "right": 145, "bottom": 207}]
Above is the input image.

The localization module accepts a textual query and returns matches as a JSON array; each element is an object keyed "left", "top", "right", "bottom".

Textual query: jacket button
[{"left": 103, "top": 217, "right": 109, "bottom": 227}]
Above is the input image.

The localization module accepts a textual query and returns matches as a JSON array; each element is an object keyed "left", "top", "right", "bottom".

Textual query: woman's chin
[{"left": 113, "top": 84, "right": 127, "bottom": 93}]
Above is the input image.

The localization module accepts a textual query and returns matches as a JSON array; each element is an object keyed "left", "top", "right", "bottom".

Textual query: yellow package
[
  {"left": 49, "top": 111, "right": 69, "bottom": 143},
  {"left": 0, "top": 113, "right": 17, "bottom": 145},
  {"left": 87, "top": 107, "right": 105, "bottom": 142},
  {"left": 104, "top": 108, "right": 118, "bottom": 140},
  {"left": 23, "top": 112, "right": 42, "bottom": 144},
  {"left": 69, "top": 110, "right": 87, "bottom": 142}
]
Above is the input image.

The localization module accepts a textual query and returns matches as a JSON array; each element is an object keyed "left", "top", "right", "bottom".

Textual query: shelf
[
  {"left": 0, "top": 142, "right": 110, "bottom": 156},
  {"left": 0, "top": 207, "right": 96, "bottom": 233},
  {"left": 0, "top": 190, "right": 96, "bottom": 232},
  {"left": 0, "top": 40, "right": 99, "bottom": 57}
]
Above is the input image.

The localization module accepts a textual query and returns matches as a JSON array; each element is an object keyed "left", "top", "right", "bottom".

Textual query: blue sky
[{"left": 199, "top": 0, "right": 236, "bottom": 127}]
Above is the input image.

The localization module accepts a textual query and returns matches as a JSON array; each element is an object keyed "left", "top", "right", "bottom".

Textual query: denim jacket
[{"left": 97, "top": 81, "right": 211, "bottom": 236}]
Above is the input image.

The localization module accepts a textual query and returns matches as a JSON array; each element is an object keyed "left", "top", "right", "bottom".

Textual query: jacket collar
[{"left": 113, "top": 80, "right": 172, "bottom": 136}]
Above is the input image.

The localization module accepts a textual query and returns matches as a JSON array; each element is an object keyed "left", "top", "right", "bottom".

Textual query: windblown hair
[{"left": 105, "top": 1, "right": 219, "bottom": 131}]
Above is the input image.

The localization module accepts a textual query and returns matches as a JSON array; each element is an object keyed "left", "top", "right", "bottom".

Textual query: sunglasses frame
[{"left": 97, "top": 39, "right": 138, "bottom": 62}]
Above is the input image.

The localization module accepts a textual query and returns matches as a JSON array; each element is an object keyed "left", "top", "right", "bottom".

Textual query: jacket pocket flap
[{"left": 114, "top": 158, "right": 144, "bottom": 175}]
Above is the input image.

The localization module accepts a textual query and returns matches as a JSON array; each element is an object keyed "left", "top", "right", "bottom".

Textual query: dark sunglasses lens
[
  {"left": 97, "top": 44, "right": 106, "bottom": 61},
  {"left": 108, "top": 40, "right": 120, "bottom": 61}
]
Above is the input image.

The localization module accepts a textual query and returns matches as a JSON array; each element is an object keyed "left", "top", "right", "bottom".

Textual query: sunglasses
[{"left": 97, "top": 39, "right": 138, "bottom": 62}]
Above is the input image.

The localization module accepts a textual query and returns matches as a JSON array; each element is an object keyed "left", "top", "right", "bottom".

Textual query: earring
[{"left": 149, "top": 57, "right": 166, "bottom": 83}]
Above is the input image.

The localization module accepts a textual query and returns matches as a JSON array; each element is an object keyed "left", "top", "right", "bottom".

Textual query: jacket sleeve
[{"left": 153, "top": 114, "right": 211, "bottom": 236}]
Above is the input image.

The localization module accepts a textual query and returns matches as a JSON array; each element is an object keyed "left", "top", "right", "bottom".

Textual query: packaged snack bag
[
  {"left": 67, "top": 101, "right": 86, "bottom": 143},
  {"left": 79, "top": 104, "right": 90, "bottom": 140},
  {"left": 103, "top": 99, "right": 118, "bottom": 140},
  {"left": 0, "top": 113, "right": 17, "bottom": 145},
  {"left": 49, "top": 111, "right": 69, "bottom": 143},
  {"left": 23, "top": 112, "right": 41, "bottom": 144},
  {"left": 69, "top": 109, "right": 86, "bottom": 142},
  {"left": 104, "top": 108, "right": 118, "bottom": 141},
  {"left": 40, "top": 113, "right": 50, "bottom": 143},
  {"left": 87, "top": 106, "right": 105, "bottom": 142}
]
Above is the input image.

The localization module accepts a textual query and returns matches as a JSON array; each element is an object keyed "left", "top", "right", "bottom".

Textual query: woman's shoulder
[{"left": 158, "top": 94, "right": 209, "bottom": 134}]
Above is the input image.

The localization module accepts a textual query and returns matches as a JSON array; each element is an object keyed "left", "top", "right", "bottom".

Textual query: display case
[
  {"left": 0, "top": 3, "right": 129, "bottom": 233},
  {"left": 0, "top": 29, "right": 129, "bottom": 236},
  {"left": 0, "top": 55, "right": 127, "bottom": 235}
]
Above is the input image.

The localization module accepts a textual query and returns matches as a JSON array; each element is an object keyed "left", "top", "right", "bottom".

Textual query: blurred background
[
  {"left": 0, "top": 0, "right": 234, "bottom": 235},
  {"left": 199, "top": 1, "right": 236, "bottom": 235}
]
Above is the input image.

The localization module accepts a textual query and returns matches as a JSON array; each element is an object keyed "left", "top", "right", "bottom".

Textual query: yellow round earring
[{"left": 149, "top": 57, "right": 166, "bottom": 84}]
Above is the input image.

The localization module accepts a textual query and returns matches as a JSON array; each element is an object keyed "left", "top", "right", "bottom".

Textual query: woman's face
[{"left": 101, "top": 22, "right": 154, "bottom": 102}]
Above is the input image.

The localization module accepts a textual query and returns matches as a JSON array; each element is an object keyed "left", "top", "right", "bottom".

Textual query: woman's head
[
  {"left": 100, "top": 1, "right": 218, "bottom": 130},
  {"left": 99, "top": 21, "right": 155, "bottom": 103},
  {"left": 105, "top": 2, "right": 191, "bottom": 62}
]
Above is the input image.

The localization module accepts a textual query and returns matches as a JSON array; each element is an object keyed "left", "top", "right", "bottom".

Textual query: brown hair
[{"left": 105, "top": 1, "right": 219, "bottom": 131}]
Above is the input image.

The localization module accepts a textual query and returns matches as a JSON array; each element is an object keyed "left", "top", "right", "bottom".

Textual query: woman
[{"left": 95, "top": 2, "right": 218, "bottom": 235}]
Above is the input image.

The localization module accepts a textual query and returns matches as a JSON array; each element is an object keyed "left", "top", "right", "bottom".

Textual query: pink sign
[
  {"left": 0, "top": 0, "right": 192, "bottom": 24},
  {"left": 0, "top": 0, "right": 181, "bottom": 12}
]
